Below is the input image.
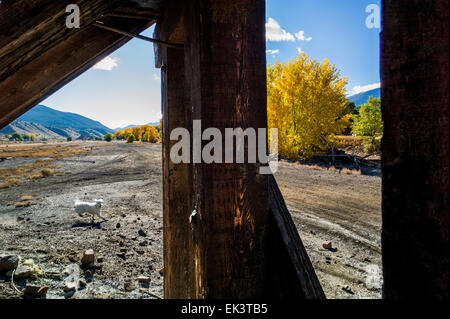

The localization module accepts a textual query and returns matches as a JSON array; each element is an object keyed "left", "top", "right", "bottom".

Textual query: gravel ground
[{"left": 0, "top": 141, "right": 381, "bottom": 299}]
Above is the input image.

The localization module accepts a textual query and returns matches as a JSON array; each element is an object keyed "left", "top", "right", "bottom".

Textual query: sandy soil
[{"left": 0, "top": 141, "right": 381, "bottom": 299}]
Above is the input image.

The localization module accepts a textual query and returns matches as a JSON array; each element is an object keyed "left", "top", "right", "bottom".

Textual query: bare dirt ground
[{"left": 0, "top": 141, "right": 381, "bottom": 299}]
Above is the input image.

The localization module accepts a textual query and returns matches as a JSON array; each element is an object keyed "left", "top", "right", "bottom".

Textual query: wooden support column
[
  {"left": 155, "top": 2, "right": 194, "bottom": 299},
  {"left": 381, "top": 0, "right": 449, "bottom": 298},
  {"left": 184, "top": 0, "right": 270, "bottom": 298}
]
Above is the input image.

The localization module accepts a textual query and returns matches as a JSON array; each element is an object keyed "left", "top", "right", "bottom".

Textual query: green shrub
[
  {"left": 11, "top": 132, "right": 23, "bottom": 141},
  {"left": 127, "top": 134, "right": 136, "bottom": 143},
  {"left": 104, "top": 133, "right": 113, "bottom": 142},
  {"left": 67, "top": 137, "right": 73, "bottom": 142}
]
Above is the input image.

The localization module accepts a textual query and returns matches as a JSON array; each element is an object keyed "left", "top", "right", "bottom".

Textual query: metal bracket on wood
[{"left": 93, "top": 21, "right": 184, "bottom": 49}]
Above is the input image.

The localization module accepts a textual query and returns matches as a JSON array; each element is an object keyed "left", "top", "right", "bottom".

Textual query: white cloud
[
  {"left": 266, "top": 18, "right": 295, "bottom": 42},
  {"left": 295, "top": 30, "right": 312, "bottom": 42},
  {"left": 93, "top": 56, "right": 119, "bottom": 71},
  {"left": 350, "top": 82, "right": 381, "bottom": 96},
  {"left": 266, "top": 49, "right": 280, "bottom": 56}
]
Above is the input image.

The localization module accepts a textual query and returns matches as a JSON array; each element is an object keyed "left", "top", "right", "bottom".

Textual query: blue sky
[{"left": 42, "top": 0, "right": 381, "bottom": 129}]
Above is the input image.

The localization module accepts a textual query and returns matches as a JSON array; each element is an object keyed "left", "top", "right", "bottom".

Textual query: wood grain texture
[
  {"left": 184, "top": 0, "right": 270, "bottom": 298},
  {"left": 156, "top": 0, "right": 194, "bottom": 299},
  {"left": 267, "top": 174, "right": 326, "bottom": 299},
  {"left": 0, "top": 0, "right": 156, "bottom": 129},
  {"left": 381, "top": 0, "right": 449, "bottom": 299}
]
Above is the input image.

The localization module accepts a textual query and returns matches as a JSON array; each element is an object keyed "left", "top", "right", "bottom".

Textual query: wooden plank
[
  {"left": 0, "top": 18, "right": 155, "bottom": 129},
  {"left": 161, "top": 46, "right": 194, "bottom": 299},
  {"left": 155, "top": 0, "right": 194, "bottom": 299},
  {"left": 381, "top": 0, "right": 449, "bottom": 298},
  {"left": 184, "top": 0, "right": 270, "bottom": 298},
  {"left": 0, "top": 0, "right": 125, "bottom": 82},
  {"left": 267, "top": 174, "right": 326, "bottom": 299}
]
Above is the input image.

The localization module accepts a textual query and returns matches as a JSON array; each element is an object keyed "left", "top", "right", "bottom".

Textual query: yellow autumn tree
[
  {"left": 113, "top": 130, "right": 125, "bottom": 140},
  {"left": 132, "top": 126, "right": 143, "bottom": 141},
  {"left": 123, "top": 128, "right": 133, "bottom": 139},
  {"left": 267, "top": 53, "right": 349, "bottom": 160}
]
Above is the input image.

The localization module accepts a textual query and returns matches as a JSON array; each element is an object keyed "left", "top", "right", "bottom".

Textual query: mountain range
[
  {"left": 0, "top": 105, "right": 114, "bottom": 140},
  {"left": 348, "top": 87, "right": 380, "bottom": 106},
  {"left": 1, "top": 88, "right": 380, "bottom": 140}
]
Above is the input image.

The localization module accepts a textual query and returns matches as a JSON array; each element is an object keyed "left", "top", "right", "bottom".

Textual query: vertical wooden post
[
  {"left": 381, "top": 0, "right": 449, "bottom": 298},
  {"left": 184, "top": 0, "right": 270, "bottom": 298},
  {"left": 155, "top": 2, "right": 195, "bottom": 299}
]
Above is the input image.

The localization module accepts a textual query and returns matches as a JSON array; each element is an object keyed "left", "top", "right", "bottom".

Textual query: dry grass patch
[
  {"left": 341, "top": 168, "right": 362, "bottom": 175},
  {"left": 0, "top": 143, "right": 92, "bottom": 189},
  {"left": 0, "top": 142, "right": 93, "bottom": 159},
  {"left": 15, "top": 201, "right": 37, "bottom": 208},
  {"left": 0, "top": 178, "right": 22, "bottom": 189}
]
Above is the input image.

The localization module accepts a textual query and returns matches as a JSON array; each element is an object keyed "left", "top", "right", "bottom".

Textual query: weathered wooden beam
[
  {"left": 183, "top": 0, "right": 270, "bottom": 298},
  {"left": 267, "top": 175, "right": 326, "bottom": 299},
  {"left": 381, "top": 0, "right": 449, "bottom": 298},
  {"left": 155, "top": 0, "right": 194, "bottom": 299},
  {"left": 0, "top": 0, "right": 125, "bottom": 82},
  {"left": 0, "top": 18, "right": 155, "bottom": 129}
]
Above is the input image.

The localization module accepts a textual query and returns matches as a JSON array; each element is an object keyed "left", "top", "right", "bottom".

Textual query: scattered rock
[
  {"left": 84, "top": 269, "right": 94, "bottom": 281},
  {"left": 64, "top": 264, "right": 81, "bottom": 292},
  {"left": 139, "top": 241, "right": 147, "bottom": 247},
  {"left": 79, "top": 279, "right": 87, "bottom": 288},
  {"left": 131, "top": 236, "right": 137, "bottom": 241},
  {"left": 120, "top": 248, "right": 128, "bottom": 253},
  {"left": 138, "top": 229, "right": 147, "bottom": 237},
  {"left": 116, "top": 223, "right": 121, "bottom": 229},
  {"left": 322, "top": 241, "right": 333, "bottom": 250},
  {"left": 119, "top": 241, "right": 124, "bottom": 247},
  {"left": 23, "top": 285, "right": 49, "bottom": 298},
  {"left": 0, "top": 255, "right": 19, "bottom": 273},
  {"left": 117, "top": 252, "right": 126, "bottom": 260},
  {"left": 363, "top": 257, "right": 371, "bottom": 263},
  {"left": 124, "top": 280, "right": 135, "bottom": 292},
  {"left": 121, "top": 213, "right": 126, "bottom": 218},
  {"left": 136, "top": 250, "right": 145, "bottom": 255},
  {"left": 64, "top": 281, "right": 78, "bottom": 292},
  {"left": 13, "top": 264, "right": 34, "bottom": 279},
  {"left": 158, "top": 268, "right": 164, "bottom": 276},
  {"left": 342, "top": 286, "right": 354, "bottom": 295},
  {"left": 81, "top": 249, "right": 95, "bottom": 265},
  {"left": 97, "top": 257, "right": 104, "bottom": 263},
  {"left": 137, "top": 276, "right": 150, "bottom": 286}
]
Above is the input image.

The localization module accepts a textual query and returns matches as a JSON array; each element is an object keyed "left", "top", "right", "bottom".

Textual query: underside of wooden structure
[{"left": 0, "top": 0, "right": 448, "bottom": 298}]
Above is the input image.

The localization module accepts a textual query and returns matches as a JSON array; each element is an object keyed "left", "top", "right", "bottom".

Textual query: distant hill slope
[
  {"left": 0, "top": 105, "right": 113, "bottom": 140},
  {"left": 348, "top": 88, "right": 381, "bottom": 106}
]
